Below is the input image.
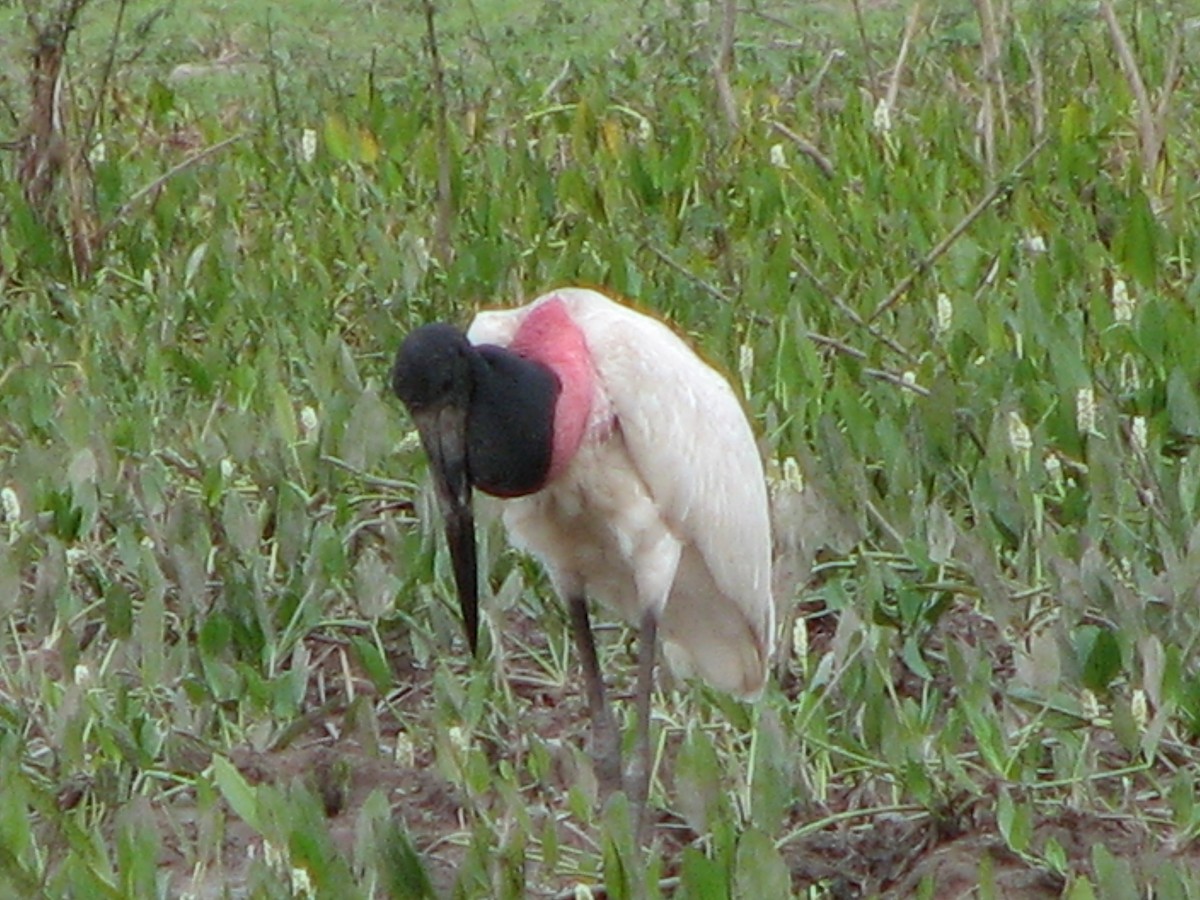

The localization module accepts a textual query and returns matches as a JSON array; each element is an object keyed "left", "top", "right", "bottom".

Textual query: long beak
[{"left": 412, "top": 407, "right": 480, "bottom": 655}]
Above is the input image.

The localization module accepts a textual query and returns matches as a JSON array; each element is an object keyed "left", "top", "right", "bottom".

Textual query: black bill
[{"left": 412, "top": 406, "right": 480, "bottom": 655}]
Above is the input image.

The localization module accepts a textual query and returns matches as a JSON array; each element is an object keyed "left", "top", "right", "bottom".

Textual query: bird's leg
[
  {"left": 629, "top": 608, "right": 657, "bottom": 834},
  {"left": 566, "top": 593, "right": 623, "bottom": 796}
]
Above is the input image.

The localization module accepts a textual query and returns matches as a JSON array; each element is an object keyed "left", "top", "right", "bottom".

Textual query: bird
[{"left": 389, "top": 287, "right": 774, "bottom": 821}]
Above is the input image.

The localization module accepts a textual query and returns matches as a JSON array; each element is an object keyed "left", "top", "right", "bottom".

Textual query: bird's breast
[{"left": 500, "top": 433, "right": 665, "bottom": 622}]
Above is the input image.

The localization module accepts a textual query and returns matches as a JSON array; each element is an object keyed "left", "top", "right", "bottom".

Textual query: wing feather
[{"left": 556, "top": 290, "right": 775, "bottom": 680}]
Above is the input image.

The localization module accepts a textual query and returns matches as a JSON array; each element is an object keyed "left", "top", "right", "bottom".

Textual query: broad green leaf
[
  {"left": 212, "top": 755, "right": 261, "bottom": 833},
  {"left": 103, "top": 583, "right": 133, "bottom": 640},
  {"left": 749, "top": 708, "right": 791, "bottom": 832},
  {"left": 680, "top": 846, "right": 728, "bottom": 900},
  {"left": 733, "top": 829, "right": 788, "bottom": 900},
  {"left": 1091, "top": 843, "right": 1138, "bottom": 900},
  {"left": 349, "top": 635, "right": 393, "bottom": 693},
  {"left": 995, "top": 789, "right": 1031, "bottom": 853},
  {"left": 370, "top": 804, "right": 436, "bottom": 899},
  {"left": 324, "top": 114, "right": 352, "bottom": 162},
  {"left": 1079, "top": 627, "right": 1122, "bottom": 694}
]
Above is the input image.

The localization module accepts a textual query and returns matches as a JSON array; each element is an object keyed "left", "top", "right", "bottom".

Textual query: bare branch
[
  {"left": 791, "top": 254, "right": 916, "bottom": 364},
  {"left": 93, "top": 133, "right": 245, "bottom": 247},
  {"left": 422, "top": 0, "right": 454, "bottom": 266},
  {"left": 713, "top": 0, "right": 739, "bottom": 131},
  {"left": 867, "top": 132, "right": 1051, "bottom": 325},
  {"left": 849, "top": 0, "right": 878, "bottom": 93},
  {"left": 804, "top": 48, "right": 846, "bottom": 97},
  {"left": 82, "top": 0, "right": 127, "bottom": 150},
  {"left": 973, "top": 0, "right": 997, "bottom": 177},
  {"left": 884, "top": 2, "right": 922, "bottom": 116},
  {"left": 768, "top": 120, "right": 835, "bottom": 180},
  {"left": 1016, "top": 25, "right": 1046, "bottom": 139},
  {"left": 1099, "top": 1, "right": 1160, "bottom": 179},
  {"left": 643, "top": 241, "right": 926, "bottom": 394}
]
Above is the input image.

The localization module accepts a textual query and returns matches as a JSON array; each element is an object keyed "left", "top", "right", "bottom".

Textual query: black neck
[{"left": 467, "top": 346, "right": 558, "bottom": 497}]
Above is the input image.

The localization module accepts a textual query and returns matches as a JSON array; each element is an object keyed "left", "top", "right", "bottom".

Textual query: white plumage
[{"left": 467, "top": 287, "right": 774, "bottom": 697}]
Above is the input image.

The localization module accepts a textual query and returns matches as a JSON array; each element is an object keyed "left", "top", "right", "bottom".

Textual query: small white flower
[
  {"left": 1, "top": 487, "right": 20, "bottom": 524},
  {"left": 769, "top": 143, "right": 788, "bottom": 169},
  {"left": 792, "top": 617, "right": 807, "bottom": 661},
  {"left": 872, "top": 98, "right": 892, "bottom": 134},
  {"left": 291, "top": 867, "right": 315, "bottom": 898},
  {"left": 1076, "top": 386, "right": 1096, "bottom": 435},
  {"left": 393, "top": 731, "right": 415, "bottom": 767},
  {"left": 300, "top": 128, "right": 317, "bottom": 163},
  {"left": 1131, "top": 416, "right": 1147, "bottom": 452},
  {"left": 902, "top": 370, "right": 916, "bottom": 387},
  {"left": 1120, "top": 354, "right": 1140, "bottom": 392},
  {"left": 1019, "top": 233, "right": 1047, "bottom": 254},
  {"left": 299, "top": 405, "right": 319, "bottom": 439},
  {"left": 412, "top": 235, "right": 431, "bottom": 270},
  {"left": 738, "top": 343, "right": 754, "bottom": 398},
  {"left": 935, "top": 292, "right": 953, "bottom": 336},
  {"left": 74, "top": 664, "right": 91, "bottom": 686},
  {"left": 1044, "top": 452, "right": 1062, "bottom": 489},
  {"left": 1111, "top": 278, "right": 1134, "bottom": 323},
  {"left": 1007, "top": 411, "right": 1032, "bottom": 456},
  {"left": 448, "top": 725, "right": 470, "bottom": 756},
  {"left": 89, "top": 137, "right": 107, "bottom": 165},
  {"left": 140, "top": 535, "right": 156, "bottom": 550},
  {"left": 1131, "top": 688, "right": 1148, "bottom": 730},
  {"left": 66, "top": 547, "right": 87, "bottom": 568},
  {"left": 262, "top": 840, "right": 284, "bottom": 871},
  {"left": 220, "top": 458, "right": 235, "bottom": 480},
  {"left": 782, "top": 456, "right": 804, "bottom": 493}
]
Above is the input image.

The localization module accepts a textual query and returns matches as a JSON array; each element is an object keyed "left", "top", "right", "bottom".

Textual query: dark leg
[
  {"left": 566, "top": 593, "right": 623, "bottom": 796},
  {"left": 629, "top": 609, "right": 657, "bottom": 833}
]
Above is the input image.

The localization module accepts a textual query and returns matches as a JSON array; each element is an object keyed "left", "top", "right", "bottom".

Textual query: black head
[
  {"left": 389, "top": 320, "right": 561, "bottom": 657},
  {"left": 391, "top": 322, "right": 472, "bottom": 414}
]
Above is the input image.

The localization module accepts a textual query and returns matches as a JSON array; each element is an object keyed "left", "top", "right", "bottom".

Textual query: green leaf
[
  {"left": 749, "top": 708, "right": 791, "bottom": 832},
  {"left": 680, "top": 846, "right": 728, "bottom": 900},
  {"left": 324, "top": 114, "right": 352, "bottom": 162},
  {"left": 675, "top": 726, "right": 726, "bottom": 834},
  {"left": 1114, "top": 189, "right": 1158, "bottom": 286},
  {"left": 1166, "top": 367, "right": 1200, "bottom": 438},
  {"left": 350, "top": 635, "right": 393, "bottom": 692},
  {"left": 995, "top": 789, "right": 1031, "bottom": 853},
  {"left": 376, "top": 819, "right": 436, "bottom": 900},
  {"left": 212, "top": 755, "right": 261, "bottom": 833},
  {"left": 103, "top": 583, "right": 133, "bottom": 640},
  {"left": 272, "top": 382, "right": 299, "bottom": 447},
  {"left": 1091, "top": 843, "right": 1138, "bottom": 900},
  {"left": 601, "top": 792, "right": 636, "bottom": 900},
  {"left": 146, "top": 78, "right": 176, "bottom": 120},
  {"left": 733, "top": 829, "right": 789, "bottom": 899},
  {"left": 1079, "top": 627, "right": 1121, "bottom": 694}
]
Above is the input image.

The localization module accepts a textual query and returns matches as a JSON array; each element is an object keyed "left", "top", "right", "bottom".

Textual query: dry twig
[
  {"left": 713, "top": 0, "right": 739, "bottom": 131},
  {"left": 883, "top": 2, "right": 922, "bottom": 118},
  {"left": 93, "top": 133, "right": 246, "bottom": 248},
  {"left": 422, "top": 0, "right": 454, "bottom": 266},
  {"left": 867, "top": 132, "right": 1051, "bottom": 325},
  {"left": 1100, "top": 0, "right": 1181, "bottom": 192},
  {"left": 768, "top": 120, "right": 835, "bottom": 180}
]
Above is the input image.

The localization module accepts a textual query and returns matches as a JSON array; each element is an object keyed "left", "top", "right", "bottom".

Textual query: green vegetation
[{"left": 1, "top": 0, "right": 1199, "bottom": 895}]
